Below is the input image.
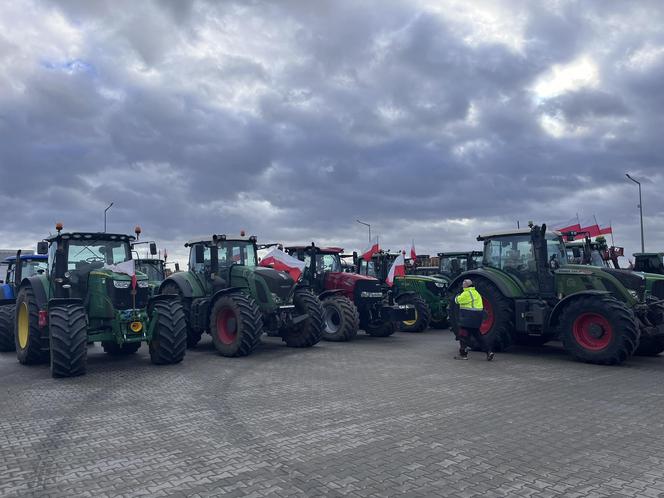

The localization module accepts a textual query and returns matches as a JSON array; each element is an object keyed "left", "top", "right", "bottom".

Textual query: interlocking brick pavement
[{"left": 1, "top": 329, "right": 663, "bottom": 497}]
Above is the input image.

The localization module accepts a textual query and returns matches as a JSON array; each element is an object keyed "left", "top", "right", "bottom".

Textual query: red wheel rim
[
  {"left": 479, "top": 297, "right": 494, "bottom": 335},
  {"left": 572, "top": 312, "right": 613, "bottom": 351},
  {"left": 216, "top": 308, "right": 238, "bottom": 345}
]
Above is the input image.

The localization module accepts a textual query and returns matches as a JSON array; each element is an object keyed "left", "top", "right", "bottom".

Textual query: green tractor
[
  {"left": 563, "top": 233, "right": 622, "bottom": 269},
  {"left": 633, "top": 253, "right": 664, "bottom": 275},
  {"left": 448, "top": 223, "right": 664, "bottom": 364},
  {"left": 357, "top": 251, "right": 449, "bottom": 331},
  {"left": 437, "top": 251, "right": 483, "bottom": 284},
  {"left": 14, "top": 224, "right": 187, "bottom": 378},
  {"left": 159, "top": 233, "right": 323, "bottom": 356}
]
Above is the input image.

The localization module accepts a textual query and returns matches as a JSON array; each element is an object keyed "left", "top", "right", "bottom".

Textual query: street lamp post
[
  {"left": 625, "top": 174, "right": 645, "bottom": 252},
  {"left": 104, "top": 202, "right": 114, "bottom": 233},
  {"left": 356, "top": 219, "right": 371, "bottom": 243}
]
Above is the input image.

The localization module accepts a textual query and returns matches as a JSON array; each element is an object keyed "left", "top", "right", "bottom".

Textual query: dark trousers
[{"left": 458, "top": 327, "right": 490, "bottom": 355}]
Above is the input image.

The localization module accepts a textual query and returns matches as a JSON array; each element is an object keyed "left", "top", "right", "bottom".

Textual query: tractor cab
[
  {"left": 285, "top": 245, "right": 344, "bottom": 292},
  {"left": 563, "top": 233, "right": 622, "bottom": 269},
  {"left": 1, "top": 254, "right": 48, "bottom": 294},
  {"left": 633, "top": 253, "right": 664, "bottom": 275},
  {"left": 437, "top": 251, "right": 483, "bottom": 282}
]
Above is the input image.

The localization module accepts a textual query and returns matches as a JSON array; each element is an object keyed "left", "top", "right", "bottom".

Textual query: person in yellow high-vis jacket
[{"left": 454, "top": 279, "right": 494, "bottom": 361}]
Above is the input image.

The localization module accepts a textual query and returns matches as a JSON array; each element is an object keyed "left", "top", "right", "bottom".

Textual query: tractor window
[
  {"left": 217, "top": 241, "right": 257, "bottom": 268},
  {"left": 67, "top": 239, "right": 130, "bottom": 270},
  {"left": 358, "top": 259, "right": 378, "bottom": 278},
  {"left": 546, "top": 236, "right": 568, "bottom": 268},
  {"left": 440, "top": 257, "right": 466, "bottom": 275},
  {"left": 0, "top": 262, "right": 8, "bottom": 283},
  {"left": 136, "top": 261, "right": 164, "bottom": 282},
  {"left": 484, "top": 236, "right": 535, "bottom": 272},
  {"left": 189, "top": 245, "right": 211, "bottom": 274},
  {"left": 471, "top": 254, "right": 483, "bottom": 269},
  {"left": 316, "top": 254, "right": 341, "bottom": 273},
  {"left": 21, "top": 259, "right": 48, "bottom": 278}
]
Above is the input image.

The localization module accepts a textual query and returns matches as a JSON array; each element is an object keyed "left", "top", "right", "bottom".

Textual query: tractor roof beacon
[
  {"left": 286, "top": 244, "right": 415, "bottom": 340},
  {"left": 159, "top": 234, "right": 323, "bottom": 357},
  {"left": 0, "top": 252, "right": 48, "bottom": 352},
  {"left": 356, "top": 250, "right": 448, "bottom": 332},
  {"left": 448, "top": 223, "right": 664, "bottom": 364},
  {"left": 12, "top": 224, "right": 187, "bottom": 378}
]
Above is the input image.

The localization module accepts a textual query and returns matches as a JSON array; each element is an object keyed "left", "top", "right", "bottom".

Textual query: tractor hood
[{"left": 253, "top": 266, "right": 295, "bottom": 300}]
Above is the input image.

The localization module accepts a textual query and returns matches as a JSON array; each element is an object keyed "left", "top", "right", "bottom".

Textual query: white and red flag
[
  {"left": 259, "top": 247, "right": 306, "bottom": 281},
  {"left": 410, "top": 241, "right": 417, "bottom": 262},
  {"left": 104, "top": 259, "right": 137, "bottom": 289},
  {"left": 386, "top": 253, "right": 406, "bottom": 287},
  {"left": 361, "top": 237, "right": 380, "bottom": 262}
]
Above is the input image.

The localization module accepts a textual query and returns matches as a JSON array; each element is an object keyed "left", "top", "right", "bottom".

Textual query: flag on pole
[
  {"left": 361, "top": 236, "right": 380, "bottom": 262},
  {"left": 410, "top": 241, "right": 417, "bottom": 262},
  {"left": 104, "top": 259, "right": 137, "bottom": 289},
  {"left": 259, "top": 247, "right": 306, "bottom": 281},
  {"left": 386, "top": 253, "right": 406, "bottom": 287}
]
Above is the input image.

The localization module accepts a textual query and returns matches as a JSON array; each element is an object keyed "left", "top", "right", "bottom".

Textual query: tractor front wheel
[
  {"left": 0, "top": 305, "right": 15, "bottom": 352},
  {"left": 102, "top": 341, "right": 142, "bottom": 355},
  {"left": 282, "top": 290, "right": 323, "bottom": 347},
  {"left": 560, "top": 295, "right": 639, "bottom": 365},
  {"left": 149, "top": 301, "right": 187, "bottom": 365},
  {"left": 160, "top": 282, "right": 200, "bottom": 348},
  {"left": 49, "top": 304, "right": 88, "bottom": 378},
  {"left": 397, "top": 294, "right": 431, "bottom": 333},
  {"left": 210, "top": 292, "right": 263, "bottom": 357},
  {"left": 320, "top": 295, "right": 359, "bottom": 342},
  {"left": 15, "top": 286, "right": 49, "bottom": 364}
]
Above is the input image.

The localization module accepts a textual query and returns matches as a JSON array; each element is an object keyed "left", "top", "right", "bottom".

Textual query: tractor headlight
[
  {"left": 137, "top": 280, "right": 149, "bottom": 288},
  {"left": 434, "top": 282, "right": 447, "bottom": 288},
  {"left": 113, "top": 280, "right": 131, "bottom": 289}
]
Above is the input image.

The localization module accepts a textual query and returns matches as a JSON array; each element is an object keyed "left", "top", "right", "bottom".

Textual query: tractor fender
[
  {"left": 19, "top": 277, "right": 50, "bottom": 309},
  {"left": 548, "top": 290, "right": 612, "bottom": 329},
  {"left": 448, "top": 269, "right": 520, "bottom": 299},
  {"left": 159, "top": 273, "right": 196, "bottom": 298},
  {"left": 210, "top": 287, "right": 246, "bottom": 305},
  {"left": 319, "top": 289, "right": 344, "bottom": 300}
]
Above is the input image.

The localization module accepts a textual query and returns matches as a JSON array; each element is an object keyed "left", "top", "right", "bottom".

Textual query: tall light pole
[
  {"left": 356, "top": 219, "right": 371, "bottom": 242},
  {"left": 104, "top": 202, "right": 114, "bottom": 233},
  {"left": 625, "top": 174, "right": 644, "bottom": 252}
]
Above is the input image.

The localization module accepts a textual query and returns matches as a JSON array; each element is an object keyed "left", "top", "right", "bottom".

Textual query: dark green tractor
[
  {"left": 437, "top": 251, "right": 483, "bottom": 284},
  {"left": 357, "top": 251, "right": 449, "bottom": 331},
  {"left": 14, "top": 224, "right": 187, "bottom": 378},
  {"left": 448, "top": 223, "right": 664, "bottom": 364},
  {"left": 634, "top": 253, "right": 664, "bottom": 275},
  {"left": 159, "top": 233, "right": 323, "bottom": 356}
]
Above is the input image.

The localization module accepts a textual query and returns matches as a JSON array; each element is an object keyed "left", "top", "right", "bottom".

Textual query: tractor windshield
[
  {"left": 136, "top": 260, "right": 165, "bottom": 282},
  {"left": 546, "top": 234, "right": 568, "bottom": 267},
  {"left": 316, "top": 253, "right": 341, "bottom": 273},
  {"left": 67, "top": 239, "right": 131, "bottom": 270},
  {"left": 20, "top": 259, "right": 48, "bottom": 278},
  {"left": 217, "top": 241, "right": 257, "bottom": 268},
  {"left": 358, "top": 259, "right": 379, "bottom": 278},
  {"left": 439, "top": 255, "right": 467, "bottom": 276}
]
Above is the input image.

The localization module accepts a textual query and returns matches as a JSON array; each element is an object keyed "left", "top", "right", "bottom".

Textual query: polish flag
[
  {"left": 410, "top": 241, "right": 417, "bottom": 262},
  {"left": 259, "top": 247, "right": 306, "bottom": 281},
  {"left": 386, "top": 253, "right": 406, "bottom": 287},
  {"left": 361, "top": 237, "right": 380, "bottom": 262},
  {"left": 104, "top": 259, "right": 137, "bottom": 289},
  {"left": 599, "top": 225, "right": 612, "bottom": 235}
]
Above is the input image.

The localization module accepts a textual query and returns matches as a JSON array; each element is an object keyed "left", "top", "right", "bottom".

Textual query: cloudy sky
[{"left": 1, "top": 0, "right": 663, "bottom": 264}]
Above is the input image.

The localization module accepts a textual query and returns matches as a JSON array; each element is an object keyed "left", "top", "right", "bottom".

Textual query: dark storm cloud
[{"left": 1, "top": 0, "right": 664, "bottom": 262}]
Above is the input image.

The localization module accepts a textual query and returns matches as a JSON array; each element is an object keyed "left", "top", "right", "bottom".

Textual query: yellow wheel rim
[
  {"left": 18, "top": 303, "right": 29, "bottom": 349},
  {"left": 403, "top": 309, "right": 418, "bottom": 327}
]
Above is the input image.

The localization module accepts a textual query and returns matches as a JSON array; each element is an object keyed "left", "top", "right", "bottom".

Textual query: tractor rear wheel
[
  {"left": 149, "top": 301, "right": 187, "bottom": 365},
  {"left": 102, "top": 341, "right": 141, "bottom": 355},
  {"left": 449, "top": 279, "right": 513, "bottom": 352},
  {"left": 161, "top": 282, "right": 201, "bottom": 348},
  {"left": 15, "top": 286, "right": 49, "bottom": 364},
  {"left": 560, "top": 295, "right": 639, "bottom": 365},
  {"left": 210, "top": 292, "right": 263, "bottom": 357},
  {"left": 49, "top": 304, "right": 88, "bottom": 378},
  {"left": 282, "top": 289, "right": 324, "bottom": 347},
  {"left": 0, "top": 305, "right": 15, "bottom": 352},
  {"left": 320, "top": 295, "right": 359, "bottom": 342},
  {"left": 365, "top": 319, "right": 395, "bottom": 337},
  {"left": 397, "top": 294, "right": 431, "bottom": 332}
]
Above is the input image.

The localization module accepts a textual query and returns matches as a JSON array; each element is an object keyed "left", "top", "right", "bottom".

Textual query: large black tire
[
  {"left": 49, "top": 304, "right": 88, "bottom": 378},
  {"left": 559, "top": 295, "right": 639, "bottom": 365},
  {"left": 15, "top": 286, "right": 49, "bottom": 364},
  {"left": 430, "top": 316, "right": 449, "bottom": 330},
  {"left": 209, "top": 292, "right": 263, "bottom": 357},
  {"left": 397, "top": 294, "right": 431, "bottom": 333},
  {"left": 149, "top": 300, "right": 187, "bottom": 365},
  {"left": 161, "top": 281, "right": 201, "bottom": 348},
  {"left": 102, "top": 341, "right": 142, "bottom": 355},
  {"left": 320, "top": 295, "right": 359, "bottom": 342},
  {"left": 282, "top": 290, "right": 324, "bottom": 347},
  {"left": 0, "top": 305, "right": 15, "bottom": 352},
  {"left": 365, "top": 319, "right": 395, "bottom": 337},
  {"left": 449, "top": 279, "right": 513, "bottom": 352}
]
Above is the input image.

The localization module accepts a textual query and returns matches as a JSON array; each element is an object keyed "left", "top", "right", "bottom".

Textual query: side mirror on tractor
[
  {"left": 194, "top": 244, "right": 205, "bottom": 264},
  {"left": 149, "top": 242, "right": 157, "bottom": 255},
  {"left": 37, "top": 241, "right": 48, "bottom": 255}
]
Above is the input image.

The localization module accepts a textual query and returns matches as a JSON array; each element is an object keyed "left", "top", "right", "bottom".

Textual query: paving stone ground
[{"left": 1, "top": 328, "right": 663, "bottom": 497}]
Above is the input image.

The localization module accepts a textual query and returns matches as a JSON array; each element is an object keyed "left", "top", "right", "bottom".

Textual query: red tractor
[{"left": 286, "top": 245, "right": 415, "bottom": 341}]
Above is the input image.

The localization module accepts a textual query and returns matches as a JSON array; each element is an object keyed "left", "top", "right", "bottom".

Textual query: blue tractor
[{"left": 0, "top": 251, "right": 48, "bottom": 351}]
